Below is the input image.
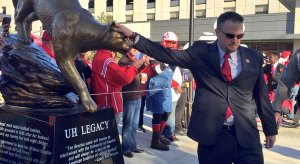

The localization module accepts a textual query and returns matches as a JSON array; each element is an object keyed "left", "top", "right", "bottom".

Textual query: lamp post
[{"left": 186, "top": 0, "right": 194, "bottom": 126}]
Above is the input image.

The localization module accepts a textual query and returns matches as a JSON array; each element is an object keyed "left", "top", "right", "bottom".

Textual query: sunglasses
[
  {"left": 164, "top": 41, "right": 177, "bottom": 44},
  {"left": 219, "top": 29, "right": 244, "bottom": 39}
]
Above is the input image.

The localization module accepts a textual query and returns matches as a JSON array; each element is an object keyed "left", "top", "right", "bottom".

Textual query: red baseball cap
[{"left": 281, "top": 51, "right": 291, "bottom": 59}]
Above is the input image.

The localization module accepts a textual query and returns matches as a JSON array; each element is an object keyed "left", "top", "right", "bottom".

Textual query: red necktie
[{"left": 221, "top": 53, "right": 233, "bottom": 119}]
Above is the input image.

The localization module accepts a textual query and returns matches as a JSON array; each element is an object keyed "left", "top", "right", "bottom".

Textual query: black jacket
[{"left": 118, "top": 55, "right": 142, "bottom": 101}]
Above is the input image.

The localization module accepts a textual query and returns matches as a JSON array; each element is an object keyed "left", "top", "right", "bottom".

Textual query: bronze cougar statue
[{"left": 12, "top": 0, "right": 132, "bottom": 112}]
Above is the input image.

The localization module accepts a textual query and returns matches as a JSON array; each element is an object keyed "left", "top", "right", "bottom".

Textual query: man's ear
[{"left": 215, "top": 29, "right": 220, "bottom": 37}]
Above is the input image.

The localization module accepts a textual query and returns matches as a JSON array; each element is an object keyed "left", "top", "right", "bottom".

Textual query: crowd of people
[
  {"left": 1, "top": 11, "right": 300, "bottom": 163},
  {"left": 262, "top": 50, "right": 300, "bottom": 128},
  {"left": 0, "top": 23, "right": 191, "bottom": 158}
]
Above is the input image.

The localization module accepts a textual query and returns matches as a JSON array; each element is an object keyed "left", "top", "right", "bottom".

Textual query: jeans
[
  {"left": 115, "top": 112, "right": 122, "bottom": 126},
  {"left": 122, "top": 99, "right": 141, "bottom": 152},
  {"left": 163, "top": 101, "right": 178, "bottom": 138},
  {"left": 175, "top": 88, "right": 188, "bottom": 129}
]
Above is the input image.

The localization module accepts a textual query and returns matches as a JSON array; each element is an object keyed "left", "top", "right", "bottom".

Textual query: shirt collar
[{"left": 217, "top": 44, "right": 238, "bottom": 59}]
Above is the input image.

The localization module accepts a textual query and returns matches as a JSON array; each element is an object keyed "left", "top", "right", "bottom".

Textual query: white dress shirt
[{"left": 218, "top": 45, "right": 242, "bottom": 79}]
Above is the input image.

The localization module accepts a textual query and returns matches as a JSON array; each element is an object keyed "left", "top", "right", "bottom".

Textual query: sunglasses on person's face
[
  {"left": 165, "top": 41, "right": 177, "bottom": 44},
  {"left": 219, "top": 29, "right": 244, "bottom": 39}
]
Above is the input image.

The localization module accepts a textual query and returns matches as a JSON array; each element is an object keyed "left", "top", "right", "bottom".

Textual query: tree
[{"left": 96, "top": 12, "right": 113, "bottom": 24}]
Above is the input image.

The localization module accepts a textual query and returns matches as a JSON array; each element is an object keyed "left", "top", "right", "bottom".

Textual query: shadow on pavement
[
  {"left": 119, "top": 110, "right": 198, "bottom": 164},
  {"left": 269, "top": 145, "right": 300, "bottom": 160}
]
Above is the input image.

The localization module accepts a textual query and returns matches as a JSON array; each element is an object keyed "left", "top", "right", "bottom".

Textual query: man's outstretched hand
[{"left": 113, "top": 23, "right": 134, "bottom": 38}]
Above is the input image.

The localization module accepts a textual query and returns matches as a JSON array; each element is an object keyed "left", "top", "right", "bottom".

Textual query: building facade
[{"left": 1, "top": 0, "right": 300, "bottom": 52}]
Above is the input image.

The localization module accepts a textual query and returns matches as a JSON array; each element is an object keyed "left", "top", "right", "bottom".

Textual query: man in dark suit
[
  {"left": 114, "top": 11, "right": 279, "bottom": 164},
  {"left": 263, "top": 52, "right": 284, "bottom": 93}
]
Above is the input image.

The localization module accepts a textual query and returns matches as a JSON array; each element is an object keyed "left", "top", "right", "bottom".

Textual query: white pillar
[
  {"left": 113, "top": 0, "right": 125, "bottom": 22},
  {"left": 179, "top": 0, "right": 190, "bottom": 19},
  {"left": 235, "top": 0, "right": 255, "bottom": 15},
  {"left": 94, "top": 0, "right": 107, "bottom": 18},
  {"left": 155, "top": 0, "right": 171, "bottom": 20},
  {"left": 206, "top": 0, "right": 223, "bottom": 17},
  {"left": 79, "top": 0, "right": 89, "bottom": 9},
  {"left": 133, "top": 0, "right": 147, "bottom": 21}
]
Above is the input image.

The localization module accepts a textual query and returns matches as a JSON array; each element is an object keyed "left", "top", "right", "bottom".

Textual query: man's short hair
[
  {"left": 269, "top": 51, "right": 280, "bottom": 59},
  {"left": 217, "top": 11, "right": 244, "bottom": 29}
]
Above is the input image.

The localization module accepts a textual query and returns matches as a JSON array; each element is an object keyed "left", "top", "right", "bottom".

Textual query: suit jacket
[
  {"left": 134, "top": 35, "right": 278, "bottom": 148},
  {"left": 263, "top": 63, "right": 284, "bottom": 92}
]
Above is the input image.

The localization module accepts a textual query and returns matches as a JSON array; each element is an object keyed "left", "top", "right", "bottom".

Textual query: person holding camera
[{"left": 0, "top": 24, "right": 10, "bottom": 49}]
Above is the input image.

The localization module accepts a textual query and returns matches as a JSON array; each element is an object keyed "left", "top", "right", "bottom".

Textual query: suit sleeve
[
  {"left": 134, "top": 35, "right": 193, "bottom": 69},
  {"left": 273, "top": 53, "right": 300, "bottom": 112},
  {"left": 254, "top": 55, "right": 278, "bottom": 136}
]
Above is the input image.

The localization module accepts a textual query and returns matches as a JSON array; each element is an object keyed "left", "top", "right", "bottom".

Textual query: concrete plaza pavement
[{"left": 121, "top": 112, "right": 300, "bottom": 164}]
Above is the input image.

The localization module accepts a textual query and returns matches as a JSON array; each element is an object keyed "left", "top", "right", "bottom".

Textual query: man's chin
[{"left": 227, "top": 46, "right": 238, "bottom": 52}]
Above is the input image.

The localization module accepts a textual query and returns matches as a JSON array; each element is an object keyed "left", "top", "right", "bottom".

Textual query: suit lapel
[
  {"left": 208, "top": 43, "right": 250, "bottom": 83},
  {"left": 208, "top": 42, "right": 224, "bottom": 80},
  {"left": 231, "top": 46, "right": 246, "bottom": 83}
]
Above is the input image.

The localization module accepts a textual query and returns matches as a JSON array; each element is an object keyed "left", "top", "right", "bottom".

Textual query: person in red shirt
[
  {"left": 91, "top": 49, "right": 146, "bottom": 124},
  {"left": 40, "top": 31, "right": 55, "bottom": 59}
]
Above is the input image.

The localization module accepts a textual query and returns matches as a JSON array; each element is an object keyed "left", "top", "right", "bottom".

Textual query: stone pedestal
[{"left": 0, "top": 106, "right": 124, "bottom": 164}]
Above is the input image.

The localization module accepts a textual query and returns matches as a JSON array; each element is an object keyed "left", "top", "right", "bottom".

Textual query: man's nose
[{"left": 231, "top": 37, "right": 238, "bottom": 43}]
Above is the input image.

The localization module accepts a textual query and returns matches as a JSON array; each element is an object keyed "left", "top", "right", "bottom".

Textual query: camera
[{"left": 0, "top": 14, "right": 11, "bottom": 34}]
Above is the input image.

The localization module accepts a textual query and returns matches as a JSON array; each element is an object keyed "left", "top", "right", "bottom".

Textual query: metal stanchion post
[{"left": 186, "top": 80, "right": 193, "bottom": 126}]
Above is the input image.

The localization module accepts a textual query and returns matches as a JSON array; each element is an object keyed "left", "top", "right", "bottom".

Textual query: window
[
  {"left": 170, "top": 0, "right": 179, "bottom": 7},
  {"left": 88, "top": 0, "right": 94, "bottom": 13},
  {"left": 255, "top": 5, "right": 268, "bottom": 14},
  {"left": 196, "top": 0, "right": 206, "bottom": 4},
  {"left": 195, "top": 10, "right": 206, "bottom": 18},
  {"left": 147, "top": 0, "right": 155, "bottom": 9},
  {"left": 170, "top": 11, "right": 179, "bottom": 19},
  {"left": 126, "top": 0, "right": 133, "bottom": 5},
  {"left": 88, "top": 0, "right": 94, "bottom": 9},
  {"left": 107, "top": 0, "right": 113, "bottom": 12},
  {"left": 126, "top": 0, "right": 133, "bottom": 10},
  {"left": 147, "top": 13, "right": 155, "bottom": 21},
  {"left": 107, "top": 0, "right": 113, "bottom": 7},
  {"left": 126, "top": 15, "right": 133, "bottom": 22},
  {"left": 224, "top": 7, "right": 235, "bottom": 12}
]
